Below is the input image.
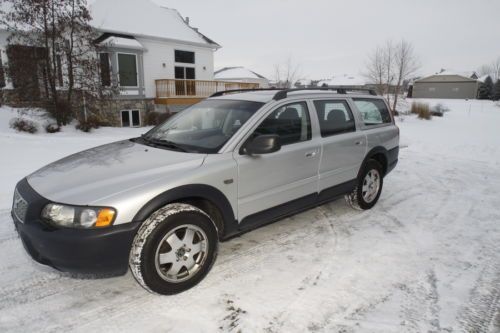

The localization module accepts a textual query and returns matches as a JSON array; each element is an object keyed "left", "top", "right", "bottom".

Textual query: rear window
[{"left": 353, "top": 98, "right": 392, "bottom": 126}]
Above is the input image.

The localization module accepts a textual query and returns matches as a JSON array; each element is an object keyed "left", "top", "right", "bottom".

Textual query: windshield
[{"left": 142, "top": 99, "right": 264, "bottom": 153}]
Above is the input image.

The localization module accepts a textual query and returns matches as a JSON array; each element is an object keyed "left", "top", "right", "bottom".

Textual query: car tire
[
  {"left": 345, "top": 159, "right": 383, "bottom": 210},
  {"left": 129, "top": 203, "right": 218, "bottom": 295}
]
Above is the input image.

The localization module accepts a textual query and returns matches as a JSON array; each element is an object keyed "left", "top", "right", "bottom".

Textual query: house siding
[
  {"left": 138, "top": 37, "right": 215, "bottom": 98},
  {"left": 413, "top": 74, "right": 480, "bottom": 99}
]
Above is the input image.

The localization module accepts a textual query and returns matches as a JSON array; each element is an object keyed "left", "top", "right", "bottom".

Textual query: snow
[
  {"left": 89, "top": 0, "right": 214, "bottom": 46},
  {"left": 215, "top": 67, "right": 266, "bottom": 80},
  {"left": 1, "top": 100, "right": 500, "bottom": 332},
  {"left": 318, "top": 74, "right": 367, "bottom": 87},
  {"left": 98, "top": 36, "right": 144, "bottom": 50}
]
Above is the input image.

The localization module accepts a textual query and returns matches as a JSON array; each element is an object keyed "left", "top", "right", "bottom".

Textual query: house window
[
  {"left": 175, "top": 66, "right": 196, "bottom": 95},
  {"left": 117, "top": 53, "right": 138, "bottom": 87},
  {"left": 175, "top": 50, "right": 195, "bottom": 64},
  {"left": 121, "top": 110, "right": 141, "bottom": 127},
  {"left": 99, "top": 53, "right": 111, "bottom": 86}
]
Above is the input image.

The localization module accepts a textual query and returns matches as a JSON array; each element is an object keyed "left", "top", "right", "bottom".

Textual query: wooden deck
[{"left": 155, "top": 79, "right": 259, "bottom": 104}]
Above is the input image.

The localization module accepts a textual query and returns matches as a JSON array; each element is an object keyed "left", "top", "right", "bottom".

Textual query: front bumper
[{"left": 12, "top": 179, "right": 140, "bottom": 275}]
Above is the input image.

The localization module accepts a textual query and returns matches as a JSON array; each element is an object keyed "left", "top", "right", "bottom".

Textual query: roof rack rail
[
  {"left": 209, "top": 87, "right": 378, "bottom": 100},
  {"left": 272, "top": 87, "right": 377, "bottom": 100},
  {"left": 210, "top": 88, "right": 281, "bottom": 98}
]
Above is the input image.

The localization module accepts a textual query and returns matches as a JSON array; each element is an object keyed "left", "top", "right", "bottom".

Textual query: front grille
[{"left": 12, "top": 188, "right": 28, "bottom": 223}]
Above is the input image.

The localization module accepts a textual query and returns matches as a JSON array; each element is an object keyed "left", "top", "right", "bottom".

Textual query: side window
[
  {"left": 253, "top": 102, "right": 311, "bottom": 146},
  {"left": 353, "top": 98, "right": 392, "bottom": 126},
  {"left": 313, "top": 100, "right": 355, "bottom": 137}
]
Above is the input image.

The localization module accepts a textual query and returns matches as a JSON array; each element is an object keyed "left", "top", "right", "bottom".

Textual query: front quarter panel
[{"left": 92, "top": 152, "right": 238, "bottom": 225}]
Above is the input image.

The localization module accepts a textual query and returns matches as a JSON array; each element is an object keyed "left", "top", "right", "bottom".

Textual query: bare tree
[
  {"left": 383, "top": 40, "right": 395, "bottom": 100},
  {"left": 477, "top": 57, "right": 500, "bottom": 82},
  {"left": 391, "top": 39, "right": 419, "bottom": 112},
  {"left": 491, "top": 57, "right": 500, "bottom": 82},
  {"left": 1, "top": 0, "right": 99, "bottom": 126},
  {"left": 364, "top": 39, "right": 419, "bottom": 112},
  {"left": 273, "top": 57, "right": 301, "bottom": 88},
  {"left": 364, "top": 46, "right": 386, "bottom": 95}
]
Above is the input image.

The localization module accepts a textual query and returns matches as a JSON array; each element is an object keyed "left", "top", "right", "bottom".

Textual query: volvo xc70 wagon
[{"left": 12, "top": 88, "right": 399, "bottom": 294}]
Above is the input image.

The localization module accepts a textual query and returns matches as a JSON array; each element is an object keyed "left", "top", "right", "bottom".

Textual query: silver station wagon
[{"left": 12, "top": 88, "right": 399, "bottom": 294}]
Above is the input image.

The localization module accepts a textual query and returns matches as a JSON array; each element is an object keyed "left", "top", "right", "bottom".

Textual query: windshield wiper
[{"left": 140, "top": 135, "right": 187, "bottom": 152}]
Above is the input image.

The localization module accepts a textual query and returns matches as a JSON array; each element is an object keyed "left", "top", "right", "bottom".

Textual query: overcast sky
[{"left": 156, "top": 0, "right": 500, "bottom": 80}]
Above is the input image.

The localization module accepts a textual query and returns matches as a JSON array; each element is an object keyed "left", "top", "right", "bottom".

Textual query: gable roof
[
  {"left": 214, "top": 67, "right": 267, "bottom": 80},
  {"left": 317, "top": 75, "right": 367, "bottom": 87},
  {"left": 89, "top": 0, "right": 219, "bottom": 48}
]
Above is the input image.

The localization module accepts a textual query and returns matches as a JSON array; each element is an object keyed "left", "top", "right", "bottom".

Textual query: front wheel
[
  {"left": 129, "top": 203, "right": 218, "bottom": 295},
  {"left": 345, "top": 159, "right": 383, "bottom": 210}
]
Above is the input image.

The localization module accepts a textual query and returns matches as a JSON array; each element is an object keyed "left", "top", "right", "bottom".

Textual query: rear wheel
[
  {"left": 129, "top": 203, "right": 218, "bottom": 295},
  {"left": 345, "top": 159, "right": 383, "bottom": 210}
]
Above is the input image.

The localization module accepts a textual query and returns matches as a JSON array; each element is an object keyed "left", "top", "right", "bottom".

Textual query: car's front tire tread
[{"left": 129, "top": 203, "right": 218, "bottom": 295}]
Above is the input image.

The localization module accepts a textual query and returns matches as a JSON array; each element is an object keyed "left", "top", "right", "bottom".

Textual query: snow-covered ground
[{"left": 0, "top": 100, "right": 499, "bottom": 332}]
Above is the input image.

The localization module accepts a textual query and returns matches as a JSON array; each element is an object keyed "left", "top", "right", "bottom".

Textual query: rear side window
[
  {"left": 253, "top": 102, "right": 311, "bottom": 146},
  {"left": 353, "top": 98, "right": 392, "bottom": 126},
  {"left": 313, "top": 100, "right": 355, "bottom": 137}
]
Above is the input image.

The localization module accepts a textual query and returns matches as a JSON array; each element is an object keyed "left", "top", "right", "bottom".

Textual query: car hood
[{"left": 27, "top": 140, "right": 206, "bottom": 205}]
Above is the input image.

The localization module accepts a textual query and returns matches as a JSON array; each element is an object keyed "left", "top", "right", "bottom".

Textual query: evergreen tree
[
  {"left": 478, "top": 76, "right": 494, "bottom": 100},
  {"left": 493, "top": 79, "right": 500, "bottom": 101}
]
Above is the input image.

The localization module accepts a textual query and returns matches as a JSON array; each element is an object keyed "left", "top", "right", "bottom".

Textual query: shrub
[
  {"left": 9, "top": 117, "right": 38, "bottom": 133},
  {"left": 45, "top": 100, "right": 73, "bottom": 126},
  {"left": 430, "top": 103, "right": 448, "bottom": 117},
  {"left": 76, "top": 114, "right": 101, "bottom": 132},
  {"left": 411, "top": 102, "right": 432, "bottom": 120},
  {"left": 45, "top": 123, "right": 61, "bottom": 133},
  {"left": 145, "top": 112, "right": 172, "bottom": 126}
]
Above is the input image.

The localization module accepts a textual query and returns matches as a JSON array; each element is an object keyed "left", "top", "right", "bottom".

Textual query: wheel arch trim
[{"left": 132, "top": 184, "right": 236, "bottom": 237}]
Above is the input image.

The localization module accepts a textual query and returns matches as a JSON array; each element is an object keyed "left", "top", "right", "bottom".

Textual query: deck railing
[{"left": 155, "top": 79, "right": 260, "bottom": 99}]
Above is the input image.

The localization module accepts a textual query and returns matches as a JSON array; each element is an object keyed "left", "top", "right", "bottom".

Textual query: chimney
[{"left": 185, "top": 17, "right": 190, "bottom": 25}]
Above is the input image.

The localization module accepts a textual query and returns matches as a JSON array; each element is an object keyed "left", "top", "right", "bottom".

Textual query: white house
[
  {"left": 214, "top": 67, "right": 269, "bottom": 88},
  {"left": 0, "top": 0, "right": 258, "bottom": 127}
]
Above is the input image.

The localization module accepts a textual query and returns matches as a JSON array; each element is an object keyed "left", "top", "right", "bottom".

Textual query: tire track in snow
[{"left": 458, "top": 251, "right": 500, "bottom": 333}]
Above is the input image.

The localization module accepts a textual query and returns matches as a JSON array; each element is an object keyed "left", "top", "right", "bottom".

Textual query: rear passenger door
[{"left": 313, "top": 99, "right": 367, "bottom": 192}]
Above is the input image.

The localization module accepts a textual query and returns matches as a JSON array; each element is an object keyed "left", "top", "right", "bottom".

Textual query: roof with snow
[
  {"left": 89, "top": 0, "right": 219, "bottom": 48},
  {"left": 318, "top": 75, "right": 367, "bottom": 87},
  {"left": 416, "top": 70, "right": 479, "bottom": 83},
  {"left": 214, "top": 67, "right": 267, "bottom": 80},
  {"left": 97, "top": 36, "right": 144, "bottom": 50}
]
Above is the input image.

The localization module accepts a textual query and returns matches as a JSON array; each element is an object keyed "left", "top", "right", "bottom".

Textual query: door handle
[
  {"left": 355, "top": 140, "right": 364, "bottom": 145},
  {"left": 305, "top": 151, "right": 317, "bottom": 158}
]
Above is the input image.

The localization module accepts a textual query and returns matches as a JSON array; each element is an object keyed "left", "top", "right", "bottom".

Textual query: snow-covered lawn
[{"left": 0, "top": 100, "right": 499, "bottom": 332}]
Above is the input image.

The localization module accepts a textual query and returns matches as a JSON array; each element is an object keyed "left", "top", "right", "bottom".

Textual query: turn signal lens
[{"left": 95, "top": 208, "right": 116, "bottom": 227}]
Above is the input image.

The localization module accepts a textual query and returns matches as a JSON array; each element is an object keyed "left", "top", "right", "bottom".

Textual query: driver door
[{"left": 234, "top": 101, "right": 321, "bottom": 222}]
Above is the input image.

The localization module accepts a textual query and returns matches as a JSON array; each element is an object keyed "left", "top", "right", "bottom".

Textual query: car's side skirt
[{"left": 223, "top": 179, "right": 357, "bottom": 240}]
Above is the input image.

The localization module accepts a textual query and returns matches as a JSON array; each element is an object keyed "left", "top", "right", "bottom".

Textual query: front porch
[{"left": 155, "top": 79, "right": 259, "bottom": 105}]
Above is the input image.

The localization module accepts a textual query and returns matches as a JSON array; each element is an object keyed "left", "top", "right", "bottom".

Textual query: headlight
[{"left": 42, "top": 203, "right": 116, "bottom": 229}]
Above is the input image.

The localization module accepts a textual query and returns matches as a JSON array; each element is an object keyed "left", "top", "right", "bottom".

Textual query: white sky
[{"left": 156, "top": 0, "right": 500, "bottom": 80}]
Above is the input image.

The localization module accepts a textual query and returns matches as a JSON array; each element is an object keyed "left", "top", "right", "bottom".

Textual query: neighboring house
[
  {"left": 412, "top": 70, "right": 480, "bottom": 99},
  {"left": 0, "top": 0, "right": 257, "bottom": 127},
  {"left": 317, "top": 75, "right": 372, "bottom": 90},
  {"left": 214, "top": 66, "right": 269, "bottom": 88}
]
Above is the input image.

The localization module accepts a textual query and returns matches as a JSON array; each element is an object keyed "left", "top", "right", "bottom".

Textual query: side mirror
[{"left": 244, "top": 134, "right": 281, "bottom": 155}]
